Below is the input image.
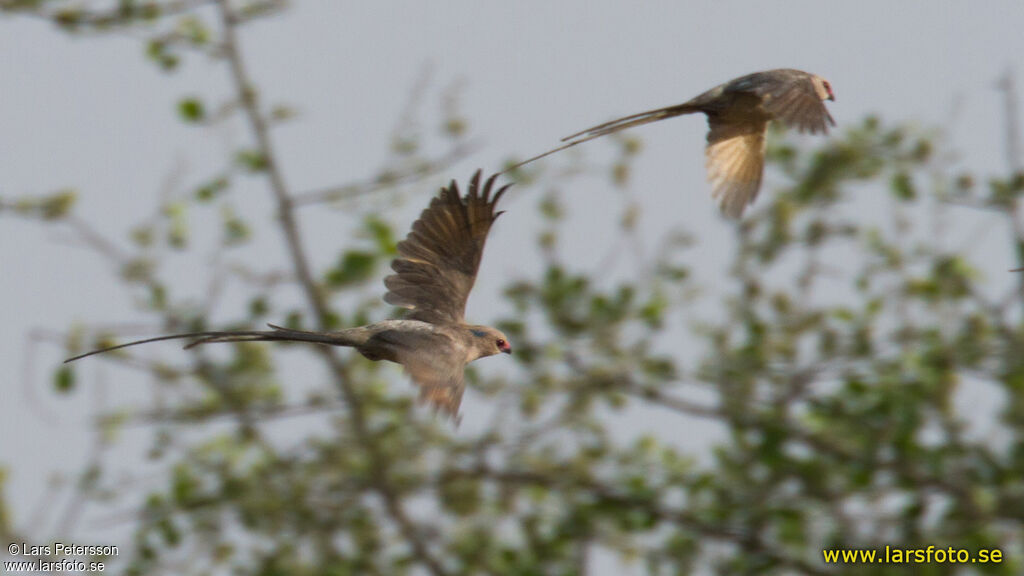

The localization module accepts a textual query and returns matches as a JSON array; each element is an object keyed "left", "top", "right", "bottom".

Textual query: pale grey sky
[{"left": 2, "top": 0, "right": 1023, "bottom": 555}]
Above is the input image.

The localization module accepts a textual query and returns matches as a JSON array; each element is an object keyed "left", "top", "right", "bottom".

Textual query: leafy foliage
[{"left": 4, "top": 2, "right": 1024, "bottom": 575}]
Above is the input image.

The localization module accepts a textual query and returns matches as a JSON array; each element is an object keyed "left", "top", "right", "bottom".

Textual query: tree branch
[
  {"left": 440, "top": 465, "right": 831, "bottom": 576},
  {"left": 292, "top": 140, "right": 480, "bottom": 207},
  {"left": 215, "top": 3, "right": 450, "bottom": 574}
]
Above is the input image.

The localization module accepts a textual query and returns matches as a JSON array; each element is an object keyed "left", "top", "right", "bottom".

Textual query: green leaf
[
  {"left": 176, "top": 15, "right": 210, "bottom": 45},
  {"left": 195, "top": 176, "right": 230, "bottom": 202},
  {"left": 249, "top": 297, "right": 269, "bottom": 318},
  {"left": 363, "top": 215, "right": 396, "bottom": 254},
  {"left": 130, "top": 225, "right": 154, "bottom": 246},
  {"left": 41, "top": 189, "right": 76, "bottom": 219},
  {"left": 235, "top": 149, "right": 268, "bottom": 172},
  {"left": 890, "top": 171, "right": 915, "bottom": 201},
  {"left": 145, "top": 39, "right": 179, "bottom": 71},
  {"left": 539, "top": 194, "right": 563, "bottom": 221},
  {"left": 444, "top": 117, "right": 467, "bottom": 137},
  {"left": 177, "top": 97, "right": 205, "bottom": 123},
  {"left": 54, "top": 366, "right": 75, "bottom": 393},
  {"left": 53, "top": 8, "right": 83, "bottom": 29},
  {"left": 164, "top": 201, "right": 188, "bottom": 248},
  {"left": 325, "top": 251, "right": 377, "bottom": 288},
  {"left": 270, "top": 105, "right": 296, "bottom": 122},
  {"left": 149, "top": 284, "right": 167, "bottom": 310},
  {"left": 221, "top": 206, "right": 250, "bottom": 245}
]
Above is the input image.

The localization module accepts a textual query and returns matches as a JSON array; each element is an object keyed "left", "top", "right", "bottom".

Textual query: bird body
[
  {"left": 66, "top": 172, "right": 513, "bottom": 418},
  {"left": 507, "top": 68, "right": 835, "bottom": 218}
]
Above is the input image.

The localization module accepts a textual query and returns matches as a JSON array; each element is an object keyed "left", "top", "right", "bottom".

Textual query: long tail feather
[
  {"left": 560, "top": 102, "right": 699, "bottom": 142},
  {"left": 500, "top": 102, "right": 700, "bottom": 175},
  {"left": 499, "top": 140, "right": 585, "bottom": 176},
  {"left": 64, "top": 324, "right": 360, "bottom": 363}
]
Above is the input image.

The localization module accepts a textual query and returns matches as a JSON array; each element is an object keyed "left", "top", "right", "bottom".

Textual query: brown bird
[
  {"left": 66, "top": 171, "right": 513, "bottom": 418},
  {"left": 507, "top": 68, "right": 836, "bottom": 218}
]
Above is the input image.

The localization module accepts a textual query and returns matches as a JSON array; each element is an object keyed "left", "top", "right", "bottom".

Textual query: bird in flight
[
  {"left": 66, "top": 170, "right": 513, "bottom": 419},
  {"left": 507, "top": 68, "right": 836, "bottom": 218}
]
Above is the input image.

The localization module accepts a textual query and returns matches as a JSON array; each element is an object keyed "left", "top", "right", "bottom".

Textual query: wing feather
[
  {"left": 406, "top": 354, "right": 466, "bottom": 419},
  {"left": 383, "top": 170, "right": 509, "bottom": 324},
  {"left": 744, "top": 69, "right": 835, "bottom": 134},
  {"left": 705, "top": 117, "right": 767, "bottom": 219}
]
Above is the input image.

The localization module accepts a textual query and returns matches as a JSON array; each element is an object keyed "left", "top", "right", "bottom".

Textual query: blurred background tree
[{"left": 2, "top": 1, "right": 1023, "bottom": 575}]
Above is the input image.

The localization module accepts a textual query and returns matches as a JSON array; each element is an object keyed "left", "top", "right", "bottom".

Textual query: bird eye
[{"left": 496, "top": 339, "right": 506, "bottom": 347}]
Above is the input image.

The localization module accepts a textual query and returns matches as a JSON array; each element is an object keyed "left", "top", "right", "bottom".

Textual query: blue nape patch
[{"left": 470, "top": 329, "right": 487, "bottom": 338}]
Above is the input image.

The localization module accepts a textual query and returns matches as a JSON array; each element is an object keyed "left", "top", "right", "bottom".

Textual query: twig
[
  {"left": 0, "top": 0, "right": 213, "bottom": 29},
  {"left": 64, "top": 215, "right": 129, "bottom": 264},
  {"left": 996, "top": 69, "right": 1021, "bottom": 174},
  {"left": 292, "top": 140, "right": 481, "bottom": 207},
  {"left": 216, "top": 0, "right": 326, "bottom": 324}
]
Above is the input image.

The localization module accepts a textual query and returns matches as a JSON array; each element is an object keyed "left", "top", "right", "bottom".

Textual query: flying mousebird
[
  {"left": 507, "top": 68, "right": 836, "bottom": 218},
  {"left": 66, "top": 170, "right": 513, "bottom": 418}
]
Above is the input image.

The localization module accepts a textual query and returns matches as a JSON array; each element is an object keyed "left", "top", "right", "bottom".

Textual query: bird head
[
  {"left": 813, "top": 76, "right": 835, "bottom": 102},
  {"left": 467, "top": 326, "right": 512, "bottom": 359}
]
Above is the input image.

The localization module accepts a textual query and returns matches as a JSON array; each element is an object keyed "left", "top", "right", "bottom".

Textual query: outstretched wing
[
  {"left": 704, "top": 116, "right": 767, "bottom": 219},
  {"left": 741, "top": 69, "right": 835, "bottom": 134},
  {"left": 383, "top": 170, "right": 510, "bottom": 325}
]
